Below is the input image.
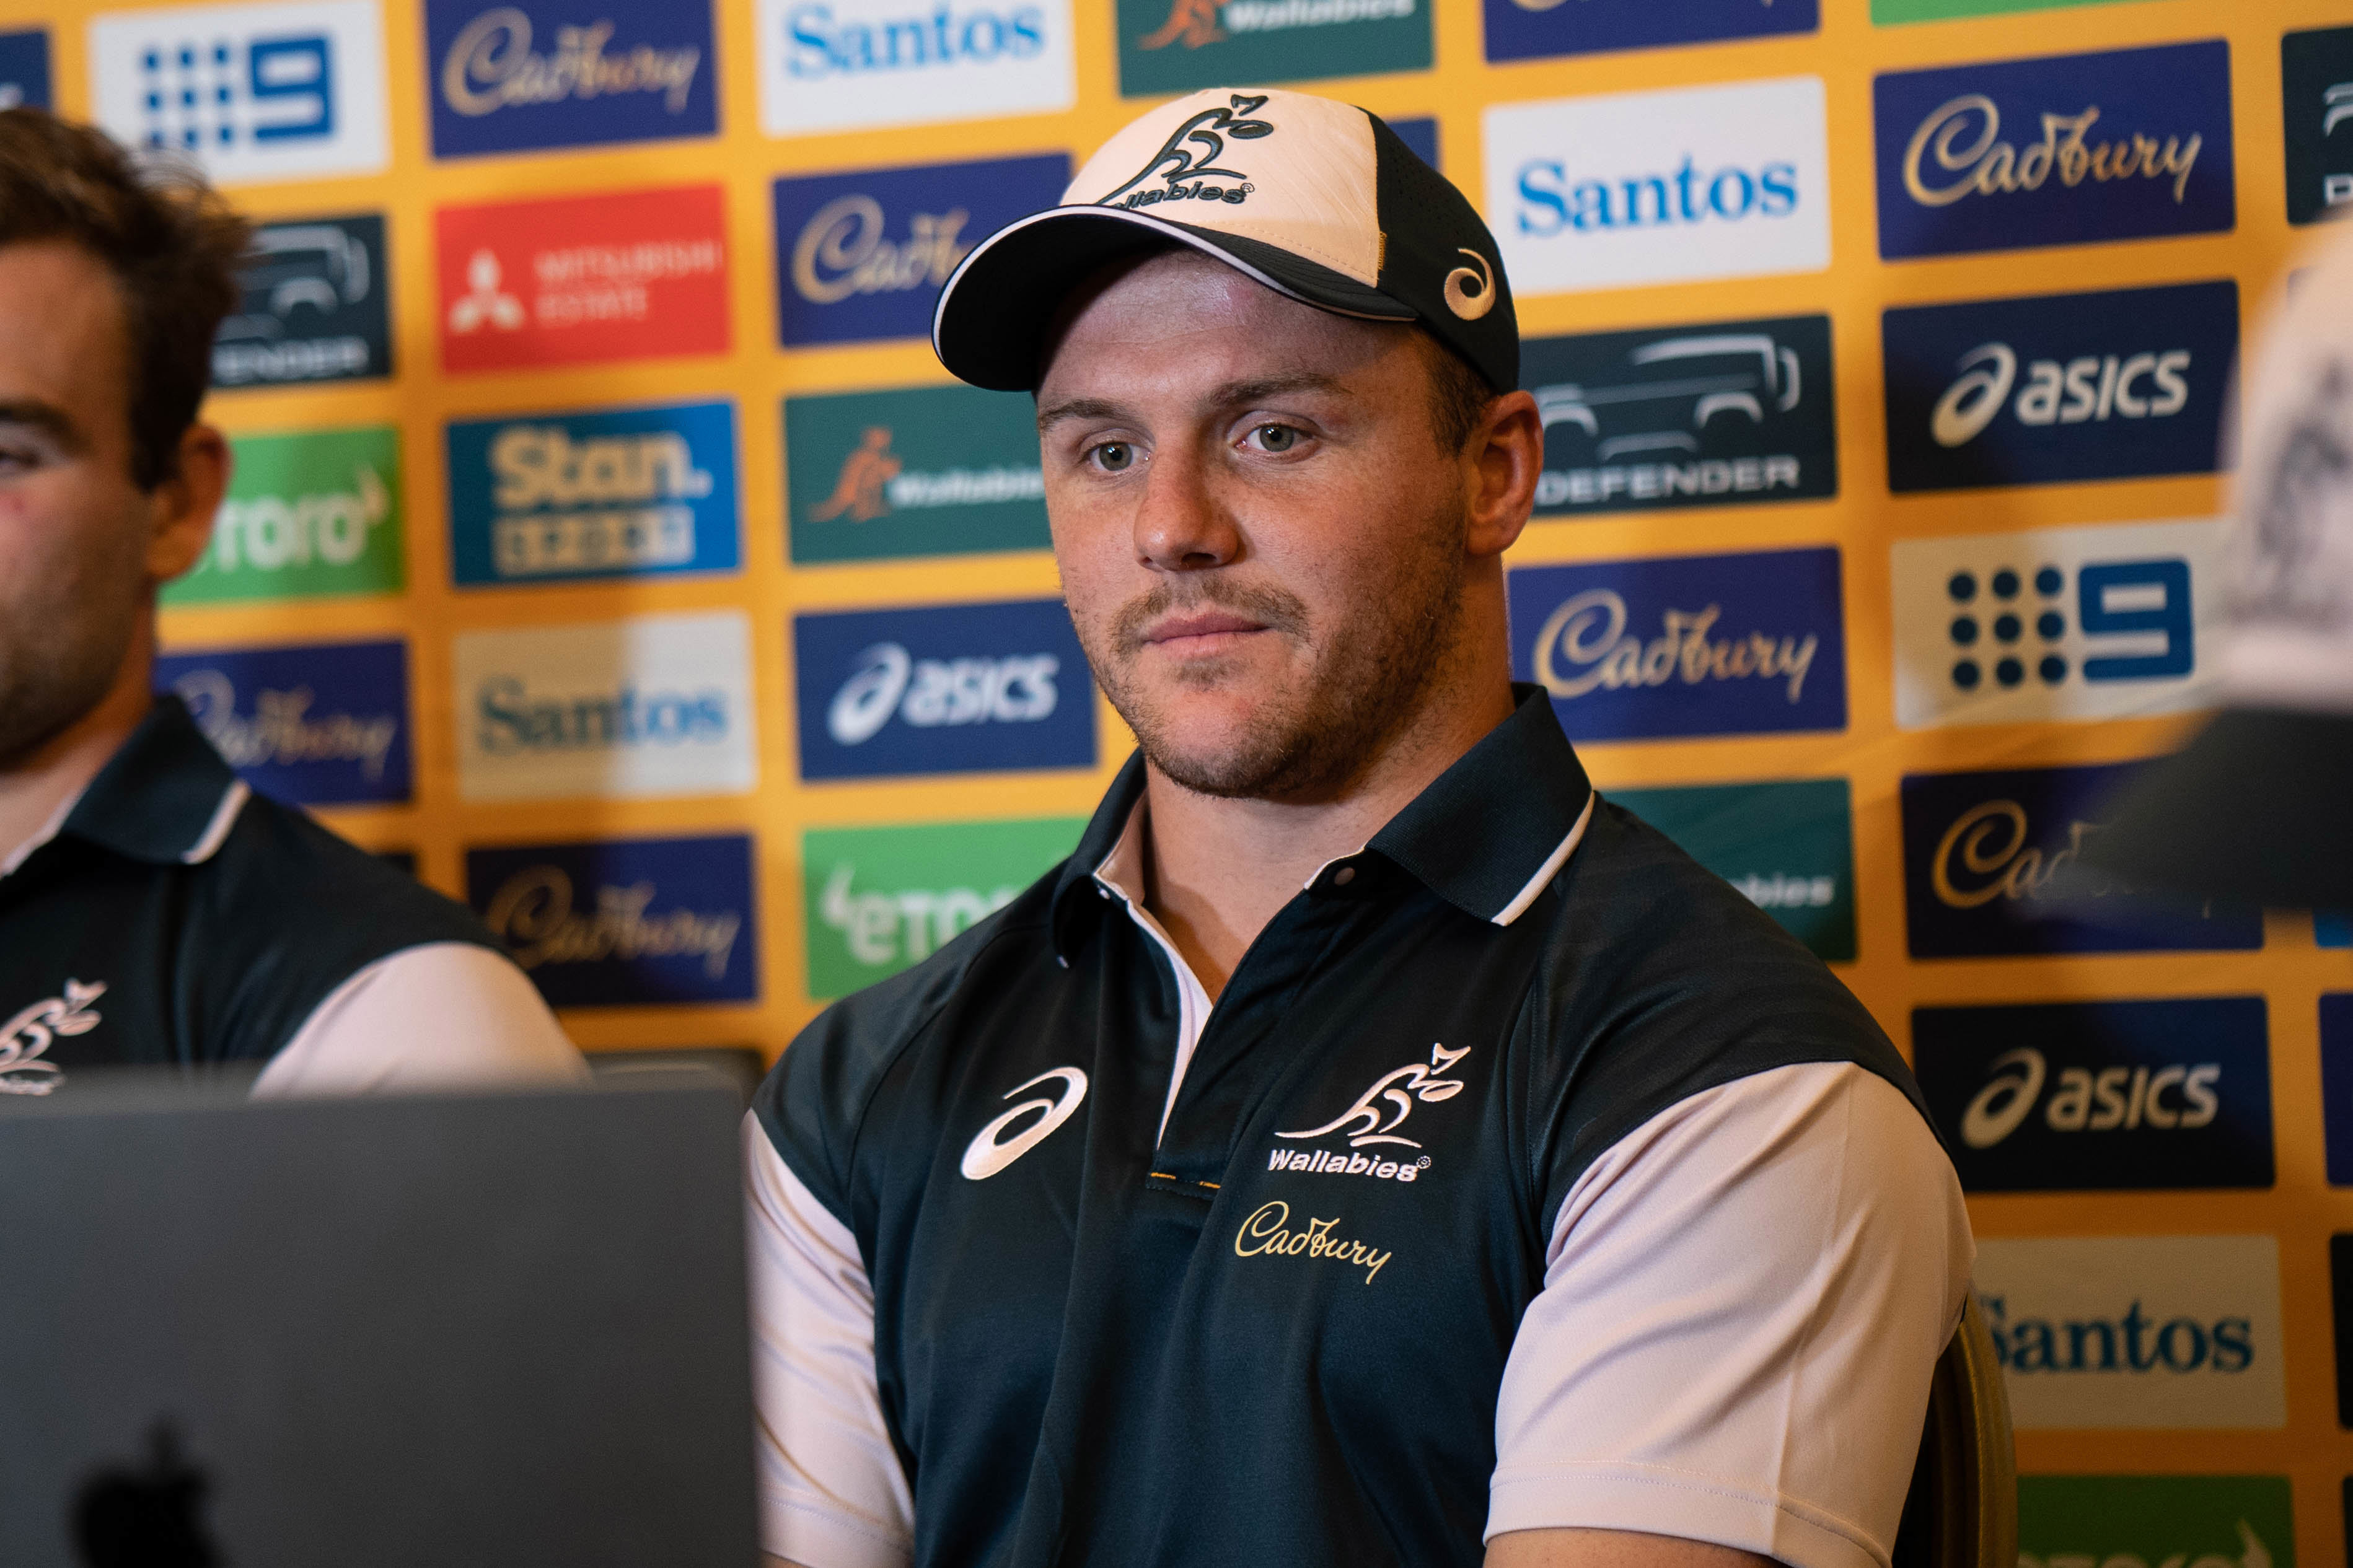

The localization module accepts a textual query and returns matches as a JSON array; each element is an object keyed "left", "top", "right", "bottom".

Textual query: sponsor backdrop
[{"left": 33, "top": 0, "right": 2326, "bottom": 1538}]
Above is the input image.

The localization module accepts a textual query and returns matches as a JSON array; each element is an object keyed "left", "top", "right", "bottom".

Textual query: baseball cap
[
  {"left": 2081, "top": 220, "right": 2353, "bottom": 908},
  {"left": 931, "top": 88, "right": 1517, "bottom": 395}
]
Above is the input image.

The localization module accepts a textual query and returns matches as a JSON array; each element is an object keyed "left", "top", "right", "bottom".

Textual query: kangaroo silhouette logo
[
  {"left": 1278, "top": 1043, "right": 1469, "bottom": 1150},
  {"left": 809, "top": 427, "right": 901, "bottom": 523},
  {"left": 1137, "top": 0, "right": 1225, "bottom": 51},
  {"left": 1098, "top": 92, "right": 1275, "bottom": 209}
]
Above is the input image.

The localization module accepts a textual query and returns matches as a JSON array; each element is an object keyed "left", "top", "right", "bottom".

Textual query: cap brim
[
  {"left": 2078, "top": 706, "right": 2353, "bottom": 909},
  {"left": 932, "top": 206, "right": 1415, "bottom": 393}
]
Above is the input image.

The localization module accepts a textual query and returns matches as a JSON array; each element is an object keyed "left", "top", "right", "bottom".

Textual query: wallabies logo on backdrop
[{"left": 1099, "top": 93, "right": 1273, "bottom": 211}]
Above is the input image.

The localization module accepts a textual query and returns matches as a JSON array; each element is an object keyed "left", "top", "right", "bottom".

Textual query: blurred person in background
[
  {"left": 0, "top": 108, "right": 581, "bottom": 1097},
  {"left": 747, "top": 89, "right": 1969, "bottom": 1568}
]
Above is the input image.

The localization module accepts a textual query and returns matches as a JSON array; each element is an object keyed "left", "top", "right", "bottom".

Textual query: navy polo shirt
[{"left": 755, "top": 685, "right": 1935, "bottom": 1567}]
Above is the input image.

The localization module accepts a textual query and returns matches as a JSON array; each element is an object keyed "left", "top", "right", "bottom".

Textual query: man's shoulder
[{"left": 198, "top": 792, "right": 499, "bottom": 960}]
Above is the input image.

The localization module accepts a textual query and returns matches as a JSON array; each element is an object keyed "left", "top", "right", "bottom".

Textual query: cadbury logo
[
  {"left": 1903, "top": 94, "right": 2201, "bottom": 211},
  {"left": 791, "top": 196, "right": 969, "bottom": 305},
  {"left": 1531, "top": 589, "right": 1817, "bottom": 706},
  {"left": 1931, "top": 798, "right": 2116, "bottom": 911},
  {"left": 442, "top": 7, "right": 700, "bottom": 119},
  {"left": 485, "top": 864, "right": 740, "bottom": 978}
]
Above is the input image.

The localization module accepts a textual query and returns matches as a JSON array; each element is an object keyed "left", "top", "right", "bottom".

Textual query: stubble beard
[
  {"left": 1083, "top": 514, "right": 1469, "bottom": 802},
  {"left": 0, "top": 543, "right": 145, "bottom": 773}
]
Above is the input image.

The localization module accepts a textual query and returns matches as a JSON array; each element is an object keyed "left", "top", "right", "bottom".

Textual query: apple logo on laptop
[{"left": 73, "top": 1422, "right": 221, "bottom": 1567}]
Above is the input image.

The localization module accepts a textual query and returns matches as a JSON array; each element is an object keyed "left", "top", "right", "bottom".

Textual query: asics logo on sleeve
[
  {"left": 961, "top": 1066, "right": 1089, "bottom": 1179},
  {"left": 1278, "top": 1043, "right": 1468, "bottom": 1150}
]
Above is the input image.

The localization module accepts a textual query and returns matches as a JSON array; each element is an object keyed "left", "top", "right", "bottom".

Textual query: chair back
[{"left": 1892, "top": 1291, "right": 2018, "bottom": 1568}]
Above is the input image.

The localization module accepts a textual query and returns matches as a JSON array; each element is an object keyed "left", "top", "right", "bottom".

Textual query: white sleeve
[
  {"left": 1489, "top": 1061, "right": 1974, "bottom": 1568},
  {"left": 250, "top": 941, "right": 589, "bottom": 1097},
  {"left": 744, "top": 1113, "right": 915, "bottom": 1568}
]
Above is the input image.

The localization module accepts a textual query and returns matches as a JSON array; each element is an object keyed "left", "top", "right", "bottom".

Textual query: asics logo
[{"left": 961, "top": 1066, "right": 1088, "bottom": 1179}]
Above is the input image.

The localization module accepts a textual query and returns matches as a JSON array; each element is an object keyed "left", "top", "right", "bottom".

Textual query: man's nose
[{"left": 1132, "top": 442, "right": 1240, "bottom": 572}]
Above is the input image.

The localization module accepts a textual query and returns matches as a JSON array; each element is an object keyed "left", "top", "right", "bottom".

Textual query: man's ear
[
  {"left": 1464, "top": 388, "right": 1541, "bottom": 561},
  {"left": 144, "top": 423, "right": 229, "bottom": 584}
]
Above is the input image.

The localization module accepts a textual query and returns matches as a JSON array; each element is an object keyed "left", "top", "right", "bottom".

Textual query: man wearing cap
[{"left": 749, "top": 89, "right": 1971, "bottom": 1568}]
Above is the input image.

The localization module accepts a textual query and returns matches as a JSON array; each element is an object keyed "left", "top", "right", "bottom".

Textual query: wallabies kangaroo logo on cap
[{"left": 1099, "top": 93, "right": 1273, "bottom": 211}]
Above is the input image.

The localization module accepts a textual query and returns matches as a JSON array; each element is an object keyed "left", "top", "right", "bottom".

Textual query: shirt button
[{"left": 1333, "top": 866, "right": 1356, "bottom": 887}]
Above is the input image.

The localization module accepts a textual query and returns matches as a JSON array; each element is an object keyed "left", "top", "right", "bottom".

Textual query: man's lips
[{"left": 1140, "top": 610, "right": 1269, "bottom": 649}]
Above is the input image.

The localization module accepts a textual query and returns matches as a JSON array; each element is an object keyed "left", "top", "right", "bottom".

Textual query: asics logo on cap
[
  {"left": 1097, "top": 92, "right": 1273, "bottom": 211},
  {"left": 1444, "top": 249, "right": 1495, "bottom": 320}
]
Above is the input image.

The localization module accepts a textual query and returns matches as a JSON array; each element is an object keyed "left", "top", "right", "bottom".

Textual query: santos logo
[
  {"left": 87, "top": 0, "right": 390, "bottom": 185},
  {"left": 1913, "top": 997, "right": 2273, "bottom": 1191},
  {"left": 794, "top": 600, "right": 1093, "bottom": 780},
  {"left": 155, "top": 639, "right": 410, "bottom": 805},
  {"left": 427, "top": 0, "right": 715, "bottom": 157},
  {"left": 1973, "top": 1235, "right": 2285, "bottom": 1429},
  {"left": 760, "top": 0, "right": 1073, "bottom": 135},
  {"left": 1487, "top": 76, "right": 1829, "bottom": 296},
  {"left": 446, "top": 400, "right": 739, "bottom": 584},
  {"left": 1883, "top": 280, "right": 2236, "bottom": 493},
  {"left": 1891, "top": 518, "right": 2226, "bottom": 729},
  {"left": 452, "top": 610, "right": 755, "bottom": 802},
  {"left": 465, "top": 834, "right": 756, "bottom": 1006}
]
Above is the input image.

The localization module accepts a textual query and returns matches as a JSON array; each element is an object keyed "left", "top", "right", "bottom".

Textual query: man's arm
[{"left": 1490, "top": 1529, "right": 1774, "bottom": 1568}]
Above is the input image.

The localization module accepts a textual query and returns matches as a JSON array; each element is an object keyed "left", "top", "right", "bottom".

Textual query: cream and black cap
[
  {"left": 931, "top": 87, "right": 1516, "bottom": 395},
  {"left": 2082, "top": 221, "right": 2353, "bottom": 908}
]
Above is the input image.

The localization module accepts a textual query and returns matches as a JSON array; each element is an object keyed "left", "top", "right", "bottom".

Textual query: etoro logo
[
  {"left": 2017, "top": 1476, "right": 2291, "bottom": 1568},
  {"left": 466, "top": 833, "right": 756, "bottom": 1006},
  {"left": 802, "top": 817, "right": 1082, "bottom": 998},
  {"left": 1873, "top": 40, "right": 2234, "bottom": 260},
  {"left": 1882, "top": 281, "right": 2237, "bottom": 494},
  {"left": 1114, "top": 0, "right": 1428, "bottom": 98},
  {"left": 213, "top": 214, "right": 391, "bottom": 388},
  {"left": 427, "top": 0, "right": 715, "bottom": 157},
  {"left": 785, "top": 383, "right": 1048, "bottom": 563},
  {"left": 1974, "top": 1235, "right": 2285, "bottom": 1429},
  {"left": 155, "top": 639, "right": 410, "bottom": 805},
  {"left": 1488, "top": 76, "right": 1829, "bottom": 297},
  {"left": 1891, "top": 519, "right": 2225, "bottom": 729},
  {"left": 165, "top": 426, "right": 403, "bottom": 605},
  {"left": 436, "top": 185, "right": 729, "bottom": 372},
  {"left": 759, "top": 0, "right": 1073, "bottom": 136},
  {"left": 87, "top": 0, "right": 390, "bottom": 185},
  {"left": 1912, "top": 997, "right": 2274, "bottom": 1192},
  {"left": 446, "top": 400, "right": 739, "bottom": 584}
]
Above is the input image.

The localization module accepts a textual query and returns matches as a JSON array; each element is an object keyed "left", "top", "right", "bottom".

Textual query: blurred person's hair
[{"left": 0, "top": 107, "right": 250, "bottom": 489}]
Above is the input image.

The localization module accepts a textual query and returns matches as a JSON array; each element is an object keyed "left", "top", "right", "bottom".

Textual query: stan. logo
[
  {"left": 1510, "top": 546, "right": 1847, "bottom": 742},
  {"left": 1899, "top": 761, "right": 2262, "bottom": 958},
  {"left": 1489, "top": 76, "right": 1829, "bottom": 296},
  {"left": 759, "top": 0, "right": 1072, "bottom": 136},
  {"left": 88, "top": 0, "right": 390, "bottom": 184},
  {"left": 786, "top": 383, "right": 1049, "bottom": 563},
  {"left": 1484, "top": 0, "right": 1812, "bottom": 67},
  {"left": 0, "top": 30, "right": 51, "bottom": 110},
  {"left": 428, "top": 0, "right": 713, "bottom": 157},
  {"left": 961, "top": 1066, "right": 1087, "bottom": 1179},
  {"left": 773, "top": 154, "right": 1067, "bottom": 346},
  {"left": 1524, "top": 315, "right": 1836, "bottom": 515},
  {"left": 1914, "top": 997, "right": 2273, "bottom": 1192},
  {"left": 803, "top": 817, "right": 1080, "bottom": 998},
  {"left": 1609, "top": 777, "right": 1855, "bottom": 962},
  {"left": 214, "top": 214, "right": 391, "bottom": 387},
  {"left": 1891, "top": 519, "right": 2225, "bottom": 729},
  {"left": 1115, "top": 0, "right": 1427, "bottom": 97},
  {"left": 446, "top": 400, "right": 739, "bottom": 584},
  {"left": 437, "top": 185, "right": 728, "bottom": 372},
  {"left": 1874, "top": 41, "right": 2233, "bottom": 259},
  {"left": 165, "top": 426, "right": 403, "bottom": 605},
  {"left": 156, "top": 639, "right": 410, "bottom": 805},
  {"left": 2284, "top": 27, "right": 2353, "bottom": 226},
  {"left": 1882, "top": 281, "right": 2237, "bottom": 493},
  {"left": 467, "top": 834, "right": 755, "bottom": 1005},
  {"left": 0, "top": 979, "right": 103, "bottom": 1095}
]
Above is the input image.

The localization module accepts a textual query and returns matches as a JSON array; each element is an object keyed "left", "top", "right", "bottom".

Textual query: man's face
[
  {"left": 0, "top": 240, "right": 177, "bottom": 769},
  {"left": 1037, "top": 251, "right": 1476, "bottom": 802}
]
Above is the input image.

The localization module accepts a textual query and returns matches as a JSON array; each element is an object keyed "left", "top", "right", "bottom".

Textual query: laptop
[{"left": 0, "top": 1077, "right": 758, "bottom": 1567}]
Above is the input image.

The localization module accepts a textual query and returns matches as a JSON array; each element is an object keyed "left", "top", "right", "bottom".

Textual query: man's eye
[
  {"left": 1091, "top": 441, "right": 1135, "bottom": 473},
  {"left": 1251, "top": 424, "right": 1301, "bottom": 453}
]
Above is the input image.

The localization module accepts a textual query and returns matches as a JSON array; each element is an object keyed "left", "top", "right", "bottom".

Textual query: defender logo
[
  {"left": 961, "top": 1066, "right": 1088, "bottom": 1179},
  {"left": 1097, "top": 90, "right": 1270, "bottom": 210},
  {"left": 0, "top": 979, "right": 103, "bottom": 1095},
  {"left": 1278, "top": 1042, "right": 1467, "bottom": 1150}
]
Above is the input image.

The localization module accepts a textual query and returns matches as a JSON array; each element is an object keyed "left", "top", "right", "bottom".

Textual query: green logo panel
[
  {"left": 804, "top": 817, "right": 1086, "bottom": 999},
  {"left": 164, "top": 426, "right": 404, "bottom": 605},
  {"left": 1114, "top": 0, "right": 1431, "bottom": 99},
  {"left": 785, "top": 384, "right": 1049, "bottom": 564},
  {"left": 1871, "top": 0, "right": 2140, "bottom": 22},
  {"left": 2020, "top": 1475, "right": 2293, "bottom": 1568},
  {"left": 1607, "top": 778, "right": 1855, "bottom": 963}
]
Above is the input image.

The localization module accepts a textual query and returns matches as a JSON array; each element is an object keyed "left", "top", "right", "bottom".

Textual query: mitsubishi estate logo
[
  {"left": 156, "top": 639, "right": 411, "bottom": 805},
  {"left": 961, "top": 1066, "right": 1088, "bottom": 1180},
  {"left": 1115, "top": 0, "right": 1427, "bottom": 97},
  {"left": 427, "top": 0, "right": 714, "bottom": 156},
  {"left": 467, "top": 834, "right": 755, "bottom": 1005},
  {"left": 773, "top": 154, "right": 1068, "bottom": 346},
  {"left": 87, "top": 0, "right": 390, "bottom": 185},
  {"left": 1882, "top": 281, "right": 2237, "bottom": 493},
  {"left": 786, "top": 383, "right": 1049, "bottom": 563},
  {"left": 2284, "top": 27, "right": 2353, "bottom": 226},
  {"left": 1097, "top": 90, "right": 1270, "bottom": 210},
  {"left": 0, "top": 979, "right": 103, "bottom": 1095},
  {"left": 1873, "top": 41, "right": 2234, "bottom": 259},
  {"left": 1913, "top": 997, "right": 2273, "bottom": 1192},
  {"left": 759, "top": 0, "right": 1073, "bottom": 136}
]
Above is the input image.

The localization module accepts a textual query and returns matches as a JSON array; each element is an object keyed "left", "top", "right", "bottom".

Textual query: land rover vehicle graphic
[
  {"left": 1533, "top": 333, "right": 1802, "bottom": 463},
  {"left": 218, "top": 224, "right": 372, "bottom": 345}
]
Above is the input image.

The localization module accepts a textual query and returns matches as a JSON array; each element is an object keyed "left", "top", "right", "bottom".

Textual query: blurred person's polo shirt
[
  {"left": 0, "top": 694, "right": 583, "bottom": 1096},
  {"left": 747, "top": 686, "right": 1973, "bottom": 1568}
]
